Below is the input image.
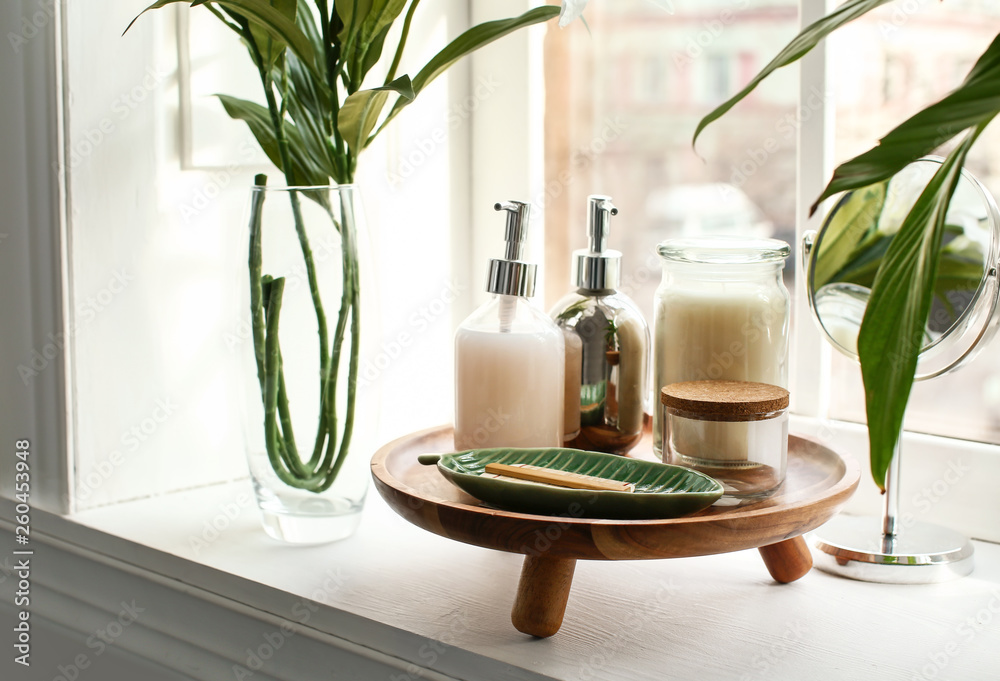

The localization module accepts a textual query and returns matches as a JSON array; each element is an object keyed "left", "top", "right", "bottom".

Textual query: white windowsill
[{"left": 4, "top": 418, "right": 1000, "bottom": 680}]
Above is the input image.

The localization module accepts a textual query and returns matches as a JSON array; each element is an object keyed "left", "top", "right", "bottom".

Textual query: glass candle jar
[
  {"left": 661, "top": 380, "right": 789, "bottom": 497},
  {"left": 652, "top": 237, "right": 791, "bottom": 456}
]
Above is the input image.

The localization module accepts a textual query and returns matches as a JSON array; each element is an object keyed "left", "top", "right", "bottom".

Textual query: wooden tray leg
[
  {"left": 511, "top": 555, "right": 577, "bottom": 638},
  {"left": 758, "top": 536, "right": 813, "bottom": 583}
]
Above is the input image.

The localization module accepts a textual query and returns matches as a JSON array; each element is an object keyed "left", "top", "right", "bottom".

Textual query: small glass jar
[
  {"left": 661, "top": 380, "right": 789, "bottom": 498},
  {"left": 652, "top": 237, "right": 791, "bottom": 456}
]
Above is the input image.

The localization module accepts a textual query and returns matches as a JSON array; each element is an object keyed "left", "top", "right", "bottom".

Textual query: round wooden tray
[{"left": 371, "top": 426, "right": 860, "bottom": 637}]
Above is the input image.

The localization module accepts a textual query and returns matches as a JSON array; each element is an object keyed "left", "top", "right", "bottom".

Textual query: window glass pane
[
  {"left": 827, "top": 2, "right": 1000, "bottom": 443},
  {"left": 543, "top": 0, "right": 799, "bottom": 344}
]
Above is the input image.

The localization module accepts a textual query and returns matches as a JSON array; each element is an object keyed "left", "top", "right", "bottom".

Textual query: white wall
[{"left": 62, "top": 1, "right": 249, "bottom": 510}]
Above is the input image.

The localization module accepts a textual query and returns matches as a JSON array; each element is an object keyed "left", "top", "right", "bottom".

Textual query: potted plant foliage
[
  {"left": 692, "top": 0, "right": 1000, "bottom": 490},
  {"left": 129, "top": 0, "right": 562, "bottom": 542}
]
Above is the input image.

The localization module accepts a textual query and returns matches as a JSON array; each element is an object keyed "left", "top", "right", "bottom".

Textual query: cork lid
[{"left": 660, "top": 380, "right": 789, "bottom": 421}]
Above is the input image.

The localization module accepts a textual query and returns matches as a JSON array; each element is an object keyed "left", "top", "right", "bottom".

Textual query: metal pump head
[
  {"left": 587, "top": 196, "right": 618, "bottom": 253},
  {"left": 574, "top": 195, "right": 622, "bottom": 290},
  {"left": 486, "top": 200, "right": 537, "bottom": 297},
  {"left": 495, "top": 200, "right": 531, "bottom": 261}
]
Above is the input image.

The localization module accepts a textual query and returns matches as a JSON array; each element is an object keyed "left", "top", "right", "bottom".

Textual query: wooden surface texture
[{"left": 371, "top": 426, "right": 860, "bottom": 561}]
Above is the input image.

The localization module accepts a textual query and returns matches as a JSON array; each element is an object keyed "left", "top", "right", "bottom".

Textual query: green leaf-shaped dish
[{"left": 418, "top": 448, "right": 724, "bottom": 520}]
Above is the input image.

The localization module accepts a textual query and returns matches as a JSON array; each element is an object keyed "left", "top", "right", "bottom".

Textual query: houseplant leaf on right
[{"left": 693, "top": 2, "right": 1000, "bottom": 490}]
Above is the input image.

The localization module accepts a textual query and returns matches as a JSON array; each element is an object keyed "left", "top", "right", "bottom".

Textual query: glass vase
[{"left": 237, "top": 183, "right": 378, "bottom": 544}]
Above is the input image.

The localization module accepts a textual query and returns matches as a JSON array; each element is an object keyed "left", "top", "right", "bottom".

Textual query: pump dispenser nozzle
[
  {"left": 486, "top": 201, "right": 537, "bottom": 298},
  {"left": 574, "top": 195, "right": 621, "bottom": 290},
  {"left": 587, "top": 196, "right": 618, "bottom": 253},
  {"left": 495, "top": 201, "right": 531, "bottom": 261}
]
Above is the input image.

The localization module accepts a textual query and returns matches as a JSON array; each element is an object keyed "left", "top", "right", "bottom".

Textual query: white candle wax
[{"left": 654, "top": 282, "right": 788, "bottom": 458}]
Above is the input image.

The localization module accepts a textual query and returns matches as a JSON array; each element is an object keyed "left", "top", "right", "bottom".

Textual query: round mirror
[{"left": 805, "top": 156, "right": 1000, "bottom": 380}]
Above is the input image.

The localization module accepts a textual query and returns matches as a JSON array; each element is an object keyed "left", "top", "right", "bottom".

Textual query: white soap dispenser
[{"left": 454, "top": 201, "right": 565, "bottom": 450}]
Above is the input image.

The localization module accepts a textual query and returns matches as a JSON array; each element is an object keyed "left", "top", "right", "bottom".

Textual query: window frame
[
  {"left": 791, "top": 0, "right": 834, "bottom": 420},
  {"left": 0, "top": 0, "right": 72, "bottom": 515}
]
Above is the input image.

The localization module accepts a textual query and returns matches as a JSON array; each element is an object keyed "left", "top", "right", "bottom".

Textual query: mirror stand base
[{"left": 812, "top": 514, "right": 974, "bottom": 584}]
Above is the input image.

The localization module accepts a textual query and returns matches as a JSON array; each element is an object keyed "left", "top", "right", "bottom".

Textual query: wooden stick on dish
[{"left": 484, "top": 463, "right": 635, "bottom": 493}]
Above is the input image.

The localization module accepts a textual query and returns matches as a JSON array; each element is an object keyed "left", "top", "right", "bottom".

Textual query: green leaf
[
  {"left": 827, "top": 234, "right": 891, "bottom": 289},
  {"left": 124, "top": 0, "right": 179, "bottom": 34},
  {"left": 127, "top": 0, "right": 319, "bottom": 81},
  {"left": 811, "top": 33, "right": 1000, "bottom": 213},
  {"left": 273, "top": 42, "right": 339, "bottom": 179},
  {"left": 292, "top": 2, "right": 333, "bottom": 100},
  {"left": 334, "top": 0, "right": 368, "bottom": 87},
  {"left": 283, "top": 45, "right": 328, "bottom": 119},
  {"left": 218, "top": 0, "right": 317, "bottom": 71},
  {"left": 384, "top": 0, "right": 419, "bottom": 83},
  {"left": 248, "top": 0, "right": 296, "bottom": 67},
  {"left": 361, "top": 22, "right": 392, "bottom": 77},
  {"left": 413, "top": 5, "right": 557, "bottom": 95},
  {"left": 933, "top": 237, "right": 986, "bottom": 316},
  {"left": 337, "top": 0, "right": 405, "bottom": 83},
  {"left": 378, "top": 5, "right": 560, "bottom": 135},
  {"left": 813, "top": 180, "right": 887, "bottom": 289},
  {"left": 940, "top": 237, "right": 986, "bottom": 278},
  {"left": 217, "top": 94, "right": 329, "bottom": 186},
  {"left": 196, "top": 2, "right": 245, "bottom": 35},
  {"left": 329, "top": 2, "right": 344, "bottom": 37},
  {"left": 692, "top": 0, "right": 894, "bottom": 151},
  {"left": 337, "top": 75, "right": 413, "bottom": 155},
  {"left": 217, "top": 95, "right": 283, "bottom": 166},
  {"left": 857, "top": 122, "right": 991, "bottom": 491},
  {"left": 285, "top": 89, "right": 338, "bottom": 178},
  {"left": 359, "top": 0, "right": 405, "bottom": 47},
  {"left": 685, "top": 0, "right": 1000, "bottom": 494},
  {"left": 336, "top": 0, "right": 372, "bottom": 40}
]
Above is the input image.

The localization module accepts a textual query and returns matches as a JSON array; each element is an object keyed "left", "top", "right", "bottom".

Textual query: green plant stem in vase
[
  {"left": 128, "top": 0, "right": 561, "bottom": 542},
  {"left": 246, "top": 176, "right": 360, "bottom": 493}
]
